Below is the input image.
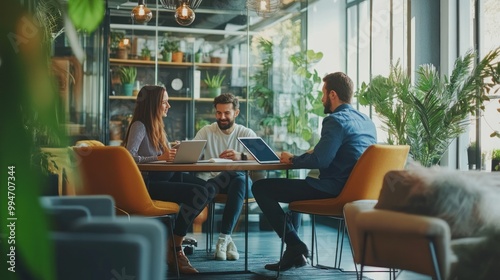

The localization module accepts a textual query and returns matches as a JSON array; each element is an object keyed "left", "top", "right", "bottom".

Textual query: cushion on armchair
[{"left": 375, "top": 165, "right": 500, "bottom": 239}]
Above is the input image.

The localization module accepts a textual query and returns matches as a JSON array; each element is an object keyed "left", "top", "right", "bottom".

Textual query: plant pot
[
  {"left": 109, "top": 120, "right": 123, "bottom": 140},
  {"left": 207, "top": 87, "right": 221, "bottom": 97},
  {"left": 210, "top": 56, "right": 221, "bottom": 64},
  {"left": 117, "top": 48, "right": 128, "bottom": 59},
  {"left": 492, "top": 159, "right": 500, "bottom": 171},
  {"left": 467, "top": 147, "right": 478, "bottom": 169},
  {"left": 172, "top": 51, "right": 184, "bottom": 63},
  {"left": 122, "top": 83, "right": 134, "bottom": 96},
  {"left": 162, "top": 52, "right": 172, "bottom": 62}
]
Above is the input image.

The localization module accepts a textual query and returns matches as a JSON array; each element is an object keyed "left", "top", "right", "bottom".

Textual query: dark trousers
[
  {"left": 147, "top": 171, "right": 216, "bottom": 237},
  {"left": 252, "top": 178, "right": 337, "bottom": 240}
]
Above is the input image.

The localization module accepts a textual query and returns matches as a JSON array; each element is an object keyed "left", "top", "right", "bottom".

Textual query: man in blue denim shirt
[{"left": 253, "top": 72, "right": 377, "bottom": 271}]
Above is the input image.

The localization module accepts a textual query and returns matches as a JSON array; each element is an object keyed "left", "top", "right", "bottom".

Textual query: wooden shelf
[
  {"left": 110, "top": 58, "right": 243, "bottom": 69},
  {"left": 194, "top": 97, "right": 247, "bottom": 102},
  {"left": 109, "top": 96, "right": 191, "bottom": 101}
]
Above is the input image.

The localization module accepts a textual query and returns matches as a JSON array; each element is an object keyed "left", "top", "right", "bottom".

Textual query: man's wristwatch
[{"left": 241, "top": 152, "right": 248, "bottom": 160}]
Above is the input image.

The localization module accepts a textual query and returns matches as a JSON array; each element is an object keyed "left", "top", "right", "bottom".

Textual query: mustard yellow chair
[
  {"left": 277, "top": 144, "right": 410, "bottom": 276},
  {"left": 74, "top": 140, "right": 105, "bottom": 147},
  {"left": 73, "top": 146, "right": 181, "bottom": 278}
]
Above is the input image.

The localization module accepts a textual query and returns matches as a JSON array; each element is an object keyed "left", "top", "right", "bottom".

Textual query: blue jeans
[{"left": 207, "top": 171, "right": 253, "bottom": 235}]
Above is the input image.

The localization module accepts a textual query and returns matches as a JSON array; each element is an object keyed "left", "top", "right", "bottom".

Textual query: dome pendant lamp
[
  {"left": 131, "top": 0, "right": 153, "bottom": 24},
  {"left": 160, "top": 0, "right": 203, "bottom": 26}
]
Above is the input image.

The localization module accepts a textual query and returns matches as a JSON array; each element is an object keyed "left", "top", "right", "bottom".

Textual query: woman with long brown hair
[{"left": 124, "top": 85, "right": 214, "bottom": 274}]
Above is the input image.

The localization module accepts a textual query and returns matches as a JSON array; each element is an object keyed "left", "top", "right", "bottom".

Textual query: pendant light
[
  {"left": 247, "top": 0, "right": 281, "bottom": 18},
  {"left": 175, "top": 2, "right": 195, "bottom": 26},
  {"left": 131, "top": 0, "right": 153, "bottom": 24},
  {"left": 159, "top": 0, "right": 204, "bottom": 26}
]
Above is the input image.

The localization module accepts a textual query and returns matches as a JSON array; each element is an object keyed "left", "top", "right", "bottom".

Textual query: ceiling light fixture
[
  {"left": 175, "top": 3, "right": 195, "bottom": 26},
  {"left": 131, "top": 0, "right": 153, "bottom": 24},
  {"left": 159, "top": 0, "right": 203, "bottom": 26},
  {"left": 247, "top": 0, "right": 281, "bottom": 18}
]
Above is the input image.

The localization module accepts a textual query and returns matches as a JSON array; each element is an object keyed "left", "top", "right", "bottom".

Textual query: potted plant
[
  {"left": 161, "top": 40, "right": 180, "bottom": 62},
  {"left": 492, "top": 149, "right": 500, "bottom": 171},
  {"left": 467, "top": 141, "right": 478, "bottom": 169},
  {"left": 141, "top": 45, "right": 151, "bottom": 61},
  {"left": 119, "top": 66, "right": 137, "bottom": 96},
  {"left": 117, "top": 37, "right": 131, "bottom": 60},
  {"left": 357, "top": 47, "right": 500, "bottom": 167},
  {"left": 110, "top": 31, "right": 124, "bottom": 58},
  {"left": 203, "top": 72, "right": 225, "bottom": 97}
]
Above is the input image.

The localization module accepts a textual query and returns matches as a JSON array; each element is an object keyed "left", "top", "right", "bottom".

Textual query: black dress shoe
[
  {"left": 264, "top": 243, "right": 309, "bottom": 271},
  {"left": 265, "top": 254, "right": 307, "bottom": 271}
]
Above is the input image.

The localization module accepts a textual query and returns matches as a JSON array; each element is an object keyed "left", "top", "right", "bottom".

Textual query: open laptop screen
[{"left": 237, "top": 137, "right": 280, "bottom": 164}]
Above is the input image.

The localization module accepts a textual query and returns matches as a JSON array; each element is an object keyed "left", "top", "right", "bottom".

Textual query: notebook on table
[
  {"left": 171, "top": 140, "right": 207, "bottom": 164},
  {"left": 237, "top": 137, "right": 281, "bottom": 164}
]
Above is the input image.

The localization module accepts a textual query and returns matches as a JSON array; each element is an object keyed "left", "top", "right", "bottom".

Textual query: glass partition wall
[
  {"left": 106, "top": 0, "right": 313, "bottom": 169},
  {"left": 63, "top": 0, "right": 496, "bottom": 172}
]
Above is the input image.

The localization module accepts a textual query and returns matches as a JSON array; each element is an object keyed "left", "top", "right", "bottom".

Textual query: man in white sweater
[{"left": 193, "top": 93, "right": 256, "bottom": 261}]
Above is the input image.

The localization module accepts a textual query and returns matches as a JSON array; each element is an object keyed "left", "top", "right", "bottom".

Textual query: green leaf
[{"left": 68, "top": 0, "right": 105, "bottom": 33}]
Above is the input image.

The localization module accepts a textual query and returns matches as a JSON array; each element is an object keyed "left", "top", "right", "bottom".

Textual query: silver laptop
[
  {"left": 172, "top": 140, "right": 207, "bottom": 164},
  {"left": 237, "top": 137, "right": 280, "bottom": 164}
]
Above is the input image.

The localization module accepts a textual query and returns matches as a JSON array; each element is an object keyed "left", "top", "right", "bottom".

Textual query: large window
[
  {"left": 473, "top": 0, "right": 500, "bottom": 171},
  {"left": 345, "top": 0, "right": 410, "bottom": 144}
]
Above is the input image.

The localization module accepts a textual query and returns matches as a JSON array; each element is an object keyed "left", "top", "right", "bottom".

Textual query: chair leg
[
  {"left": 428, "top": 239, "right": 442, "bottom": 280},
  {"left": 359, "top": 232, "right": 368, "bottom": 280},
  {"left": 164, "top": 215, "right": 180, "bottom": 279},
  {"left": 311, "top": 215, "right": 317, "bottom": 266},
  {"left": 206, "top": 201, "right": 215, "bottom": 253},
  {"left": 335, "top": 219, "right": 346, "bottom": 269}
]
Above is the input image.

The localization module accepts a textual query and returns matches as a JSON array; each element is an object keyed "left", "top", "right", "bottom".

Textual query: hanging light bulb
[
  {"left": 131, "top": 0, "right": 153, "bottom": 24},
  {"left": 247, "top": 0, "right": 281, "bottom": 18},
  {"left": 175, "top": 2, "right": 195, "bottom": 26}
]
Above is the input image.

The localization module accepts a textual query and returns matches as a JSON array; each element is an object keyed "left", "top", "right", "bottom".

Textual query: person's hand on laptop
[
  {"left": 170, "top": 140, "right": 181, "bottom": 149},
  {"left": 158, "top": 148, "right": 177, "bottom": 162},
  {"left": 279, "top": 151, "right": 294, "bottom": 164}
]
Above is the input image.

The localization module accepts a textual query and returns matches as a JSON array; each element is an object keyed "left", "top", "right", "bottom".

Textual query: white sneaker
[
  {"left": 226, "top": 240, "right": 239, "bottom": 261},
  {"left": 215, "top": 237, "right": 228, "bottom": 261}
]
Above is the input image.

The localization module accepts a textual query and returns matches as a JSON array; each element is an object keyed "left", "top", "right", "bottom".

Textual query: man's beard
[
  {"left": 217, "top": 119, "right": 235, "bottom": 130},
  {"left": 323, "top": 98, "right": 333, "bottom": 114}
]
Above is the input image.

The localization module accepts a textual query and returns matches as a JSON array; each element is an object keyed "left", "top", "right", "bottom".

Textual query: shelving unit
[{"left": 108, "top": 27, "right": 250, "bottom": 144}]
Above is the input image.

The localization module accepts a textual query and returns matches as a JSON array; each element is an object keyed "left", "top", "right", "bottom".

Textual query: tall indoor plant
[
  {"left": 285, "top": 49, "right": 324, "bottom": 151},
  {"left": 357, "top": 48, "right": 500, "bottom": 167},
  {"left": 249, "top": 38, "right": 279, "bottom": 135}
]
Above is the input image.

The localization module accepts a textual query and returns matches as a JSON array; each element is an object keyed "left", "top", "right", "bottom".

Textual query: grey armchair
[
  {"left": 40, "top": 195, "right": 167, "bottom": 280},
  {"left": 344, "top": 201, "right": 456, "bottom": 280}
]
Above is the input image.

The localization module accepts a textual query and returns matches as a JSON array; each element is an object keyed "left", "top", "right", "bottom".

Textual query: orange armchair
[
  {"left": 73, "top": 146, "right": 181, "bottom": 277},
  {"left": 277, "top": 144, "right": 410, "bottom": 276}
]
